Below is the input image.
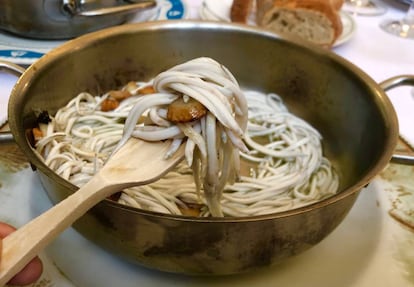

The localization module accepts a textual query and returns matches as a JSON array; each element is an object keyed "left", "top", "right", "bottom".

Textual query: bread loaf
[
  {"left": 255, "top": 0, "right": 343, "bottom": 47},
  {"left": 230, "top": 0, "right": 254, "bottom": 23}
]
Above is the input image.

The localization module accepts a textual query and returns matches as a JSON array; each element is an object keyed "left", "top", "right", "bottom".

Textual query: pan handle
[
  {"left": 0, "top": 60, "right": 25, "bottom": 143},
  {"left": 0, "top": 61, "right": 25, "bottom": 77},
  {"left": 0, "top": 132, "right": 14, "bottom": 143},
  {"left": 2, "top": 62, "right": 414, "bottom": 165},
  {"left": 380, "top": 75, "right": 414, "bottom": 165},
  {"left": 61, "top": 0, "right": 156, "bottom": 17}
]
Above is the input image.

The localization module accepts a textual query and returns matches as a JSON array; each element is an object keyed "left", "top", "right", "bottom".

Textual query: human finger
[{"left": 0, "top": 222, "right": 43, "bottom": 286}]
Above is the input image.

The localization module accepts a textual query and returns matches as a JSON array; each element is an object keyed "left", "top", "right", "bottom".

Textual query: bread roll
[
  {"left": 231, "top": 0, "right": 254, "bottom": 23},
  {"left": 256, "top": 0, "right": 343, "bottom": 47}
]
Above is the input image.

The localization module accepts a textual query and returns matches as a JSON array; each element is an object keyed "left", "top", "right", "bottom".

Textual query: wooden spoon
[{"left": 0, "top": 138, "right": 184, "bottom": 285}]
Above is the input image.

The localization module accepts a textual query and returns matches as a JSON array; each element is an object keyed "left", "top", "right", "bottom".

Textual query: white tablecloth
[
  {"left": 332, "top": 0, "right": 414, "bottom": 147},
  {"left": 190, "top": 0, "right": 414, "bottom": 147},
  {"left": 1, "top": 0, "right": 413, "bottom": 145},
  {"left": 0, "top": 2, "right": 413, "bottom": 286}
]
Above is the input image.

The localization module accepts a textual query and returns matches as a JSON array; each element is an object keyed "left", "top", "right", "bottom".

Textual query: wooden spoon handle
[{"left": 0, "top": 174, "right": 115, "bottom": 285}]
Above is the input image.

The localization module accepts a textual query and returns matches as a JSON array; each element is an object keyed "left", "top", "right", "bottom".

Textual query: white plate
[
  {"left": 335, "top": 11, "right": 357, "bottom": 47},
  {"left": 0, "top": 0, "right": 189, "bottom": 65},
  {"left": 199, "top": 0, "right": 356, "bottom": 48}
]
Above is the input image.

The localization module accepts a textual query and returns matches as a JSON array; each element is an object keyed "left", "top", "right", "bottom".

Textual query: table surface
[{"left": 1, "top": 1, "right": 414, "bottom": 286}]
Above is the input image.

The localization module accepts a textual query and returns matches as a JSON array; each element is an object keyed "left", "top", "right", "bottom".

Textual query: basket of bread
[{"left": 230, "top": 0, "right": 344, "bottom": 48}]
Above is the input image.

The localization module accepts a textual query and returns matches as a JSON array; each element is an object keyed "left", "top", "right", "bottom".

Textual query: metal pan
[{"left": 2, "top": 21, "right": 414, "bottom": 275}]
